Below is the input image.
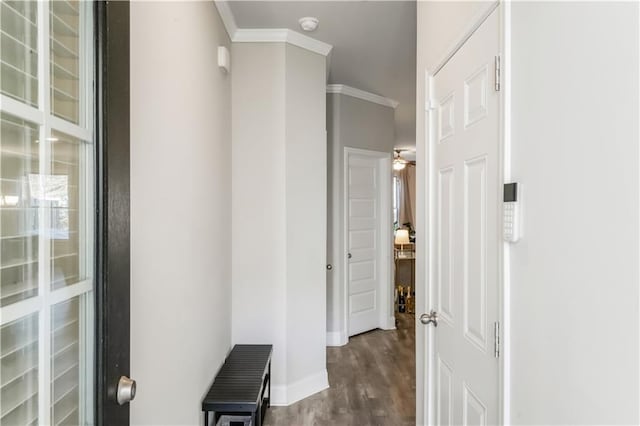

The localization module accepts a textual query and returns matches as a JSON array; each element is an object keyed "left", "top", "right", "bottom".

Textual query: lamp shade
[{"left": 395, "top": 229, "right": 410, "bottom": 245}]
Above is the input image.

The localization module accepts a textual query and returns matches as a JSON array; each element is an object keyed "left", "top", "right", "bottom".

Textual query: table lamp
[{"left": 395, "top": 229, "right": 410, "bottom": 251}]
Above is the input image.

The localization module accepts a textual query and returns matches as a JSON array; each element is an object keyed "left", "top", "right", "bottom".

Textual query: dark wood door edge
[{"left": 95, "top": 1, "right": 131, "bottom": 425}]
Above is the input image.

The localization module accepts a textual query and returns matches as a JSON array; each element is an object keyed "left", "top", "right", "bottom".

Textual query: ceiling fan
[{"left": 393, "top": 150, "right": 410, "bottom": 171}]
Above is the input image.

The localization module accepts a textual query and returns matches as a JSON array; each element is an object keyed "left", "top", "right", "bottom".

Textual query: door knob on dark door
[{"left": 116, "top": 376, "right": 137, "bottom": 405}]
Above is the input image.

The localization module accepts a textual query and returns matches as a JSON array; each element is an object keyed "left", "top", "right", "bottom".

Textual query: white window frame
[{"left": 0, "top": 1, "right": 95, "bottom": 425}]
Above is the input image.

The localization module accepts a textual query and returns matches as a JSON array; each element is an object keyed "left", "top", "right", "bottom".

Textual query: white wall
[
  {"left": 509, "top": 2, "right": 639, "bottom": 424},
  {"left": 416, "top": 1, "right": 639, "bottom": 424},
  {"left": 231, "top": 42, "right": 288, "bottom": 391},
  {"left": 231, "top": 42, "right": 328, "bottom": 405},
  {"left": 285, "top": 44, "right": 328, "bottom": 389},
  {"left": 130, "top": 2, "right": 232, "bottom": 425},
  {"left": 326, "top": 93, "right": 395, "bottom": 342}
]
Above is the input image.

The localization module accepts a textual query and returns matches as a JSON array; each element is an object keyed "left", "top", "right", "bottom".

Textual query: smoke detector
[{"left": 298, "top": 17, "right": 319, "bottom": 32}]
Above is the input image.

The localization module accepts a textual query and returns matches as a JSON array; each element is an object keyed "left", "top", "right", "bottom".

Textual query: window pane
[
  {"left": 0, "top": 1, "right": 39, "bottom": 106},
  {"left": 1, "top": 313, "right": 39, "bottom": 426},
  {"left": 50, "top": 1, "right": 81, "bottom": 124},
  {"left": 50, "top": 297, "right": 80, "bottom": 426},
  {"left": 50, "top": 130, "right": 85, "bottom": 291},
  {"left": 0, "top": 113, "right": 39, "bottom": 307}
]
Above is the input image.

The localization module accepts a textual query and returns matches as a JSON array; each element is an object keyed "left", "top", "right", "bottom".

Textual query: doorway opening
[
  {"left": 393, "top": 150, "right": 416, "bottom": 343},
  {"left": 266, "top": 144, "right": 418, "bottom": 426}
]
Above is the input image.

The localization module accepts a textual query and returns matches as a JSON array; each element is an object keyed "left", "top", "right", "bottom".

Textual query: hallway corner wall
[
  {"left": 130, "top": 2, "right": 232, "bottom": 425},
  {"left": 284, "top": 44, "right": 328, "bottom": 397},
  {"left": 231, "top": 41, "right": 288, "bottom": 396},
  {"left": 231, "top": 41, "right": 328, "bottom": 406}
]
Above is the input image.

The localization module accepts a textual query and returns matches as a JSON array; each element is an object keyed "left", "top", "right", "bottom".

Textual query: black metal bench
[{"left": 202, "top": 345, "right": 272, "bottom": 426}]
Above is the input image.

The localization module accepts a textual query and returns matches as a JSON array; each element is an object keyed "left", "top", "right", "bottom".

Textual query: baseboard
[
  {"left": 382, "top": 316, "right": 397, "bottom": 330},
  {"left": 270, "top": 384, "right": 287, "bottom": 406},
  {"left": 270, "top": 370, "right": 330, "bottom": 406},
  {"left": 326, "top": 330, "right": 348, "bottom": 347}
]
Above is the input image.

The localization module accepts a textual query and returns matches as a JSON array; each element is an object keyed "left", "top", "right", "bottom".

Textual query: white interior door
[
  {"left": 428, "top": 8, "right": 501, "bottom": 425},
  {"left": 346, "top": 150, "right": 386, "bottom": 336}
]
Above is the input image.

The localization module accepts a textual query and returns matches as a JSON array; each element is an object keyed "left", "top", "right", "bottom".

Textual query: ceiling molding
[
  {"left": 326, "top": 84, "right": 399, "bottom": 109},
  {"left": 283, "top": 29, "right": 333, "bottom": 57},
  {"left": 233, "top": 28, "right": 288, "bottom": 43},
  {"left": 214, "top": 1, "right": 237, "bottom": 39},
  {"left": 214, "top": 2, "right": 333, "bottom": 57},
  {"left": 233, "top": 29, "right": 333, "bottom": 57}
]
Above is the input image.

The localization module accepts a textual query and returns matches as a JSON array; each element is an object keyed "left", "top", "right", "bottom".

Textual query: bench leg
[
  {"left": 268, "top": 361, "right": 271, "bottom": 408},
  {"left": 204, "top": 411, "right": 208, "bottom": 426}
]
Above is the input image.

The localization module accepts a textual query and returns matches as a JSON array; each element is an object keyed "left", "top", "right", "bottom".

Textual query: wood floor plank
[{"left": 264, "top": 313, "right": 416, "bottom": 425}]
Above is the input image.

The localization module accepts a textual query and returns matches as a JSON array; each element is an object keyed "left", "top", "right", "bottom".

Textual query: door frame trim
[
  {"left": 342, "top": 147, "right": 394, "bottom": 338},
  {"left": 418, "top": 3, "right": 508, "bottom": 425}
]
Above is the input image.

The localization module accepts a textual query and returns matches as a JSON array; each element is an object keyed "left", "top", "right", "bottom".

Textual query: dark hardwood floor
[{"left": 264, "top": 313, "right": 416, "bottom": 426}]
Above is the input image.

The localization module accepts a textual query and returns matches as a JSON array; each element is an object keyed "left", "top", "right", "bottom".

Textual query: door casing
[
  {"left": 416, "top": 1, "right": 509, "bottom": 425},
  {"left": 342, "top": 147, "right": 394, "bottom": 338}
]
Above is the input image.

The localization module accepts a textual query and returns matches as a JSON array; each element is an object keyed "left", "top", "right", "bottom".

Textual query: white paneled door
[
  {"left": 428, "top": 7, "right": 501, "bottom": 426},
  {"left": 346, "top": 149, "right": 390, "bottom": 336}
]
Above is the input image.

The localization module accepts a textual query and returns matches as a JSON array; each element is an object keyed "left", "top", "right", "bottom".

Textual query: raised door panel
[
  {"left": 437, "top": 357, "right": 454, "bottom": 426},
  {"left": 463, "top": 157, "right": 488, "bottom": 352},
  {"left": 463, "top": 384, "right": 487, "bottom": 426},
  {"left": 437, "top": 167, "right": 455, "bottom": 324}
]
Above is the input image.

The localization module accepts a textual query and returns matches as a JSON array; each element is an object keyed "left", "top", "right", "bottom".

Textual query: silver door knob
[
  {"left": 117, "top": 376, "right": 137, "bottom": 405},
  {"left": 420, "top": 310, "right": 438, "bottom": 327},
  {"left": 326, "top": 264, "right": 333, "bottom": 270}
]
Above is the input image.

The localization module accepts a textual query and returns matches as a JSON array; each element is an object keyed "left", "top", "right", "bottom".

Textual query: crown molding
[
  {"left": 284, "top": 29, "right": 333, "bottom": 57},
  {"left": 214, "top": 2, "right": 333, "bottom": 57},
  {"left": 233, "top": 28, "right": 332, "bottom": 57},
  {"left": 326, "top": 84, "right": 399, "bottom": 109},
  {"left": 214, "top": 1, "right": 237, "bottom": 39},
  {"left": 232, "top": 28, "right": 288, "bottom": 43}
]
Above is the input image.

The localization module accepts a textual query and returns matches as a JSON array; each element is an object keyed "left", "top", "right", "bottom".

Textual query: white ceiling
[{"left": 226, "top": 1, "right": 417, "bottom": 149}]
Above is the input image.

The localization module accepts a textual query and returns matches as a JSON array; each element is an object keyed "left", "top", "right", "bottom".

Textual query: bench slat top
[{"left": 202, "top": 344, "right": 273, "bottom": 410}]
